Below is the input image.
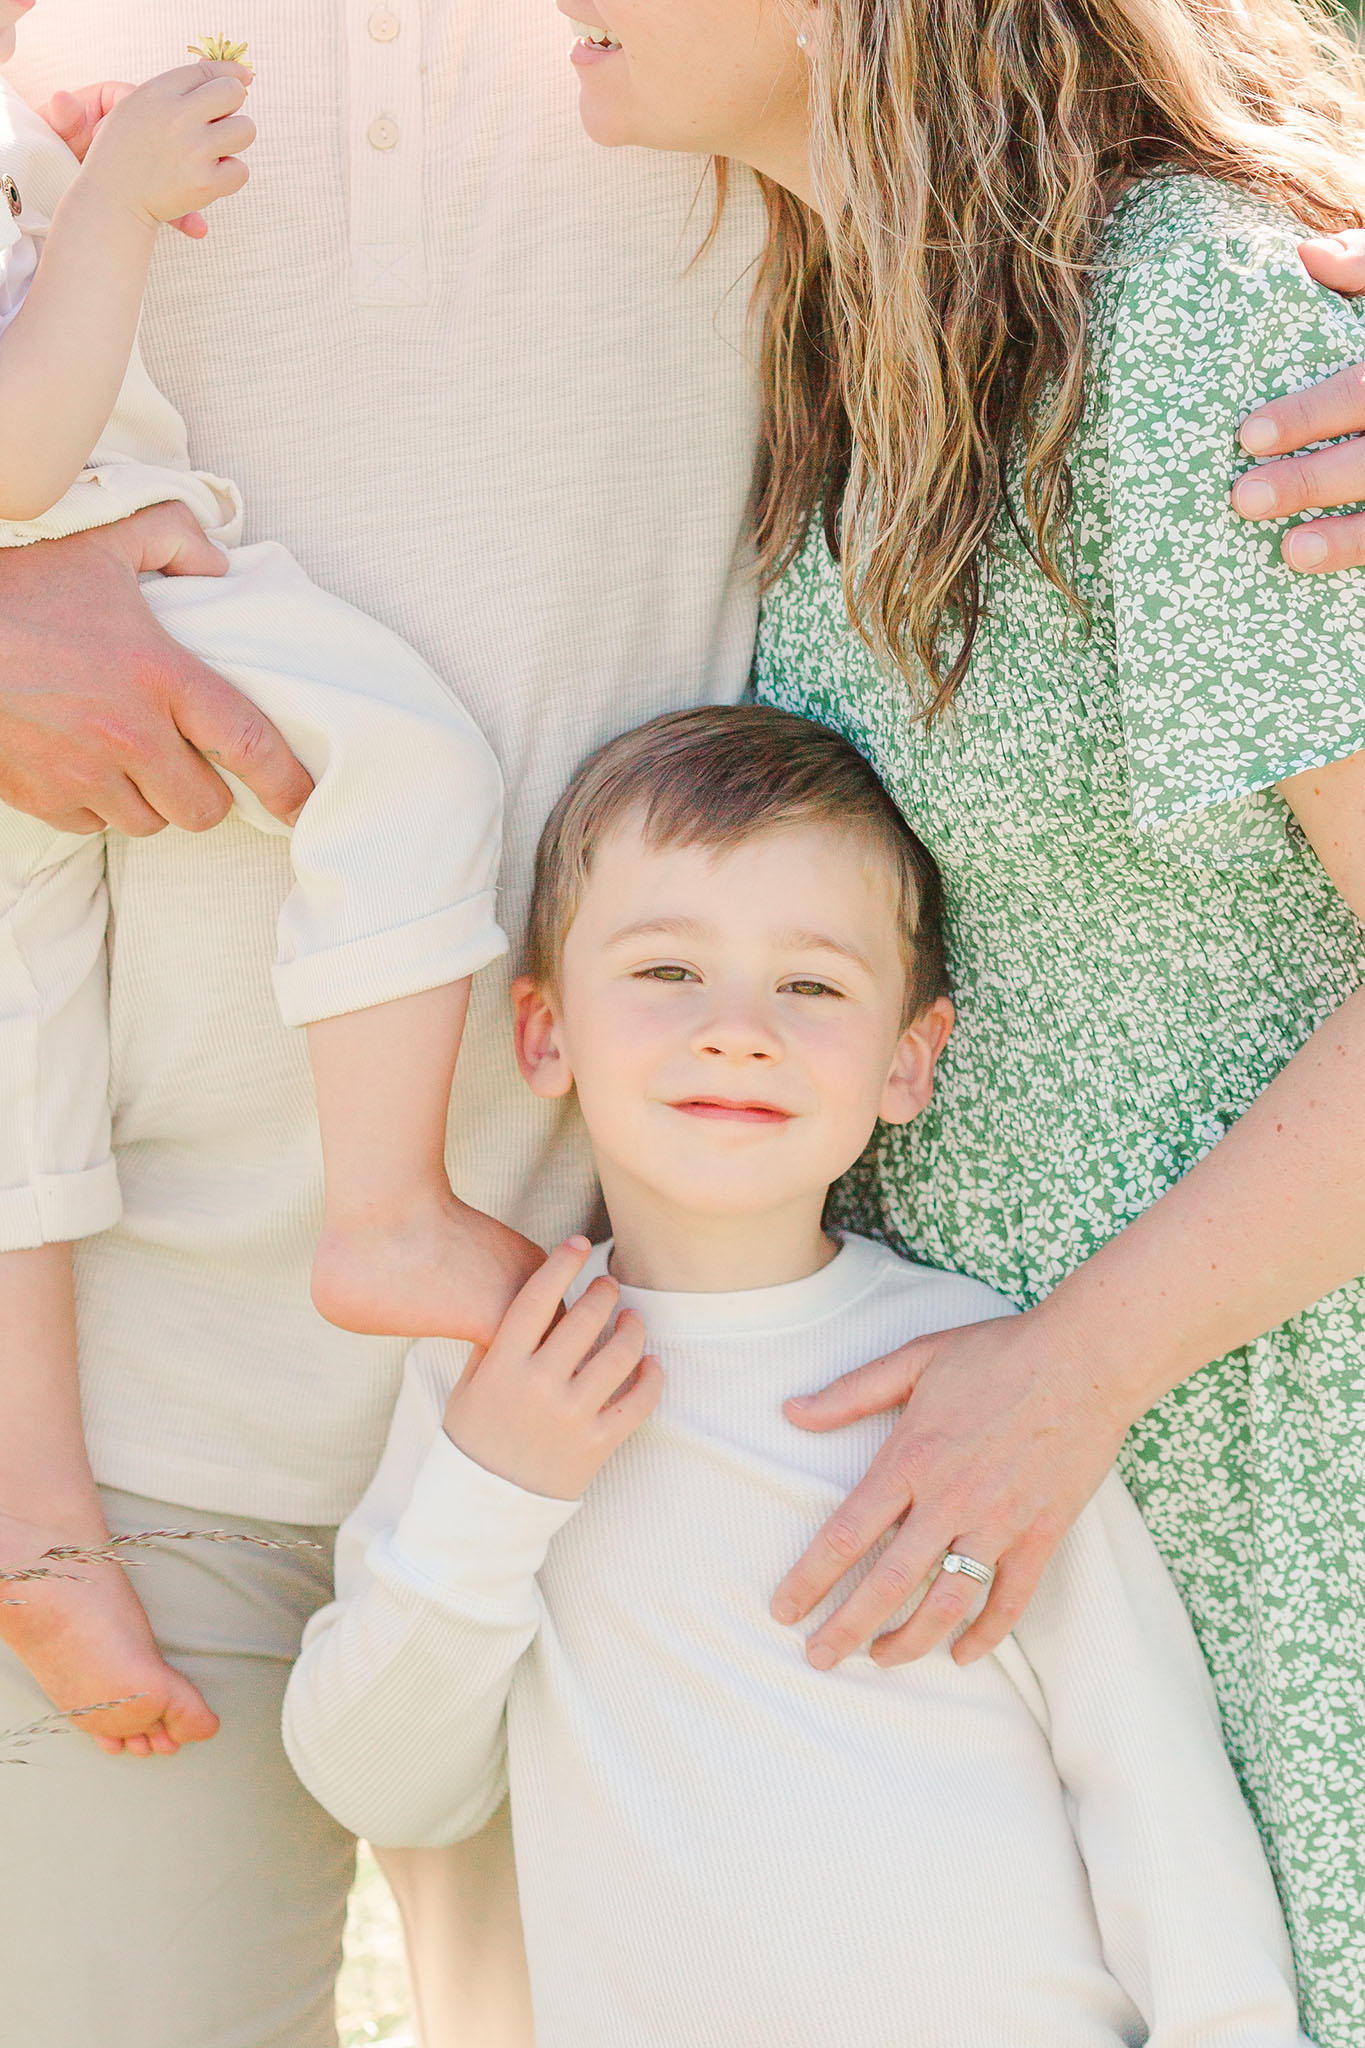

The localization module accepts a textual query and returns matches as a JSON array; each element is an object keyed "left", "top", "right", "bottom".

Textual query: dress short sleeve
[{"left": 1107, "top": 183, "right": 1365, "bottom": 867}]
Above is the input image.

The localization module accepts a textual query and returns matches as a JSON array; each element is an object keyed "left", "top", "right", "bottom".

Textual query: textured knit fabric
[
  {"left": 754, "top": 173, "right": 1365, "bottom": 2044},
  {"left": 0, "top": 75, "right": 510, "bottom": 1250},
  {"left": 2, "top": 2, "right": 763, "bottom": 1524},
  {"left": 284, "top": 1236, "right": 1307, "bottom": 2048}
]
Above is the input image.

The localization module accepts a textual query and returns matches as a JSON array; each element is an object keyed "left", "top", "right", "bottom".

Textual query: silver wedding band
[{"left": 939, "top": 1551, "right": 994, "bottom": 1588}]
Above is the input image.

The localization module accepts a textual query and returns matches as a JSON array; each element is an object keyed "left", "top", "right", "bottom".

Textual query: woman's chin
[{"left": 573, "top": 86, "right": 641, "bottom": 151}]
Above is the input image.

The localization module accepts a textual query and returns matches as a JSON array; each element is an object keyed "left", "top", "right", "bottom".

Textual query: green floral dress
[{"left": 755, "top": 173, "right": 1365, "bottom": 2041}]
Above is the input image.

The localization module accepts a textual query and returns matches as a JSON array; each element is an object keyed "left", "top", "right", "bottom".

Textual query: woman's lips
[{"left": 670, "top": 1100, "right": 793, "bottom": 1124}]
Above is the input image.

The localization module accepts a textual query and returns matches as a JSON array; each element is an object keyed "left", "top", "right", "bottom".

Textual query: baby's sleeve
[
  {"left": 1108, "top": 209, "right": 1365, "bottom": 868},
  {"left": 1006, "top": 1473, "right": 1309, "bottom": 2041}
]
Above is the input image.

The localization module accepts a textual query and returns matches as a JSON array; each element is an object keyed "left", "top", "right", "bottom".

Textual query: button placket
[{"left": 346, "top": 0, "right": 427, "bottom": 305}]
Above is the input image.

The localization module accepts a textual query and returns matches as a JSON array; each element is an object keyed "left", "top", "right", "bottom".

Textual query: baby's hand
[
  {"left": 0, "top": 1515, "right": 219, "bottom": 1756},
  {"left": 73, "top": 60, "right": 255, "bottom": 236},
  {"left": 442, "top": 1238, "right": 663, "bottom": 1500}
]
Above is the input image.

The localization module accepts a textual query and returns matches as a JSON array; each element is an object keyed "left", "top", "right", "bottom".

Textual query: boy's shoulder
[{"left": 835, "top": 1233, "right": 1019, "bottom": 1333}]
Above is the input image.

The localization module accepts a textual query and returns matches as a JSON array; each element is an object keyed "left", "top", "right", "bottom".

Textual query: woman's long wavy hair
[{"left": 740, "top": 0, "right": 1365, "bottom": 716}]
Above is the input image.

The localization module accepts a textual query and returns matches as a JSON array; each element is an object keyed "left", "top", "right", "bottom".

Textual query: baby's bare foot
[
  {"left": 0, "top": 1518, "right": 219, "bottom": 1756},
  {"left": 311, "top": 1195, "right": 545, "bottom": 1348}
]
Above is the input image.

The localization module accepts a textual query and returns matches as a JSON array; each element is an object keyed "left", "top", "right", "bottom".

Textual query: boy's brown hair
[{"left": 525, "top": 704, "right": 948, "bottom": 1022}]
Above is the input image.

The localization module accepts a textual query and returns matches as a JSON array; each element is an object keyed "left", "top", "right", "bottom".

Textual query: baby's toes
[{"left": 162, "top": 1672, "right": 220, "bottom": 1746}]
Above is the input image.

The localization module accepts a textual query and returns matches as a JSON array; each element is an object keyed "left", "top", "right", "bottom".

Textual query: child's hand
[
  {"left": 74, "top": 60, "right": 255, "bottom": 237},
  {"left": 0, "top": 1513, "right": 219, "bottom": 1756},
  {"left": 41, "top": 81, "right": 211, "bottom": 238},
  {"left": 442, "top": 1238, "right": 663, "bottom": 1500}
]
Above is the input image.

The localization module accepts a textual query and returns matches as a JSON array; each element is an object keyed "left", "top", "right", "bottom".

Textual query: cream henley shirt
[
  {"left": 4, "top": 3, "right": 763, "bottom": 1522},
  {"left": 284, "top": 1237, "right": 1309, "bottom": 2047}
]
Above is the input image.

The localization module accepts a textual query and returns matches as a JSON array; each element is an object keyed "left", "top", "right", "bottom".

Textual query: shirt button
[
  {"left": 367, "top": 114, "right": 400, "bottom": 151},
  {"left": 368, "top": 10, "right": 400, "bottom": 40}
]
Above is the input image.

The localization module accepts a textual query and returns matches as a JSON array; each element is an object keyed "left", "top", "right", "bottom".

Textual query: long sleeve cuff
[
  {"left": 271, "top": 892, "right": 508, "bottom": 1028},
  {"left": 0, "top": 1158, "right": 121, "bottom": 1250},
  {"left": 380, "top": 1429, "right": 580, "bottom": 1622}
]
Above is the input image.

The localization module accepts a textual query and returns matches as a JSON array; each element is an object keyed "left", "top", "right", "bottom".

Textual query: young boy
[{"left": 284, "top": 705, "right": 1309, "bottom": 2046}]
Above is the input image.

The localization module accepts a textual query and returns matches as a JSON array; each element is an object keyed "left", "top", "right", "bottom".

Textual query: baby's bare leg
[
  {"left": 0, "top": 1244, "right": 218, "bottom": 1756},
  {"left": 308, "top": 982, "right": 543, "bottom": 1346}
]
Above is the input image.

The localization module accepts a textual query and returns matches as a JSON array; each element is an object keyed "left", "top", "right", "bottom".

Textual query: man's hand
[
  {"left": 1232, "top": 230, "right": 1365, "bottom": 571},
  {"left": 443, "top": 1238, "right": 663, "bottom": 1500},
  {"left": 770, "top": 1307, "right": 1129, "bottom": 1668},
  {"left": 40, "top": 83, "right": 209, "bottom": 236},
  {"left": 0, "top": 505, "right": 313, "bottom": 833}
]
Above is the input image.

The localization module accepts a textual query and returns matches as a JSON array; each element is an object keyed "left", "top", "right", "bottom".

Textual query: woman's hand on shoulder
[
  {"left": 1232, "top": 230, "right": 1365, "bottom": 571},
  {"left": 770, "top": 1306, "right": 1133, "bottom": 1668}
]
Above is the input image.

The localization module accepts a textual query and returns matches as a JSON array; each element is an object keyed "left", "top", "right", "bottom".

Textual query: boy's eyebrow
[
  {"left": 604, "top": 916, "right": 711, "bottom": 948},
  {"left": 773, "top": 929, "right": 874, "bottom": 972},
  {"left": 605, "top": 917, "right": 876, "bottom": 974}
]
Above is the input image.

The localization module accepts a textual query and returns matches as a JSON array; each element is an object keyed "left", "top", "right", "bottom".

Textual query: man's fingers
[
  {"left": 1277, "top": 509, "right": 1365, "bottom": 574},
  {"left": 168, "top": 663, "right": 314, "bottom": 826},
  {"left": 1232, "top": 436, "right": 1365, "bottom": 523},
  {"left": 783, "top": 1346, "right": 922, "bottom": 1433},
  {"left": 76, "top": 775, "right": 176, "bottom": 839},
  {"left": 771, "top": 1444, "right": 918, "bottom": 1625},
  {"left": 1238, "top": 360, "right": 1365, "bottom": 457},
  {"left": 1297, "top": 230, "right": 1365, "bottom": 297}
]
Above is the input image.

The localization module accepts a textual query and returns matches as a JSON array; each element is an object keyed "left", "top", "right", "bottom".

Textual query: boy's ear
[
  {"left": 879, "top": 995, "right": 954, "bottom": 1126},
  {"left": 511, "top": 975, "right": 576, "bottom": 1100}
]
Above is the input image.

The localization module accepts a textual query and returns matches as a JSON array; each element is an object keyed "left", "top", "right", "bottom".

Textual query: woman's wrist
[{"left": 1023, "top": 1261, "right": 1191, "bottom": 1437}]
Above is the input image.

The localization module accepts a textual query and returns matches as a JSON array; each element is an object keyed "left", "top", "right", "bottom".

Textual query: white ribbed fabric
[
  {"left": 2, "top": 4, "right": 763, "bottom": 1520},
  {"left": 285, "top": 1237, "right": 1307, "bottom": 2047}
]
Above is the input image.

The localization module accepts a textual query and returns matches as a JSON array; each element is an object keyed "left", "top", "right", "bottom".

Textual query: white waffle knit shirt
[
  {"left": 3, "top": 4, "right": 763, "bottom": 1521},
  {"left": 284, "top": 1237, "right": 1308, "bottom": 2047}
]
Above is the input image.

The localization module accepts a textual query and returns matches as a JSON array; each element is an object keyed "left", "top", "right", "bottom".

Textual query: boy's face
[{"left": 515, "top": 817, "right": 952, "bottom": 1227}]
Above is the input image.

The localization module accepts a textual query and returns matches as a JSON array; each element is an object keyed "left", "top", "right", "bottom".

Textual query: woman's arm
[{"left": 773, "top": 751, "right": 1365, "bottom": 1670}]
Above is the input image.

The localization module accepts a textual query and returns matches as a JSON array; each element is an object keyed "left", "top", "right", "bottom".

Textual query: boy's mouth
[{"left": 670, "top": 1099, "right": 793, "bottom": 1124}]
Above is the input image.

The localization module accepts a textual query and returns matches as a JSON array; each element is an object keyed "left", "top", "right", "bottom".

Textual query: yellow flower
[{"left": 187, "top": 34, "right": 250, "bottom": 63}]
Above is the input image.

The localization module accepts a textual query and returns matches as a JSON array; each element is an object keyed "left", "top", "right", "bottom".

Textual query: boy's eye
[
  {"left": 784, "top": 978, "right": 840, "bottom": 999},
  {"left": 636, "top": 964, "right": 698, "bottom": 983}
]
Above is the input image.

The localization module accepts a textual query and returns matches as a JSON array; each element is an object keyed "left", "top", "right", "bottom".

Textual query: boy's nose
[{"left": 693, "top": 1004, "right": 782, "bottom": 1062}]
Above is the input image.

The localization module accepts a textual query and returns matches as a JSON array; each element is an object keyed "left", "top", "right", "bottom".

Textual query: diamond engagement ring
[{"left": 939, "top": 1551, "right": 994, "bottom": 1587}]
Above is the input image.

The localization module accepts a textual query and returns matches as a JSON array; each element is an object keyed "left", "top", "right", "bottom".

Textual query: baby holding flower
[{"left": 0, "top": 14, "right": 536, "bottom": 1755}]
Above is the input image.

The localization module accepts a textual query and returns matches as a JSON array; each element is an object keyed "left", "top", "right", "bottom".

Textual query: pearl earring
[{"left": 797, "top": 29, "right": 809, "bottom": 46}]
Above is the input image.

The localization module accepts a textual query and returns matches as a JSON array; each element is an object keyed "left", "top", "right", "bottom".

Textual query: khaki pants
[{"left": 0, "top": 1488, "right": 532, "bottom": 2048}]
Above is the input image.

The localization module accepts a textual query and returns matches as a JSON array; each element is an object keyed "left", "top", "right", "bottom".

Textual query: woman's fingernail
[
  {"left": 1240, "top": 417, "right": 1279, "bottom": 454},
  {"left": 807, "top": 1641, "right": 837, "bottom": 1670},
  {"left": 1234, "top": 476, "right": 1278, "bottom": 518},
  {"left": 1286, "top": 529, "right": 1329, "bottom": 569},
  {"left": 771, "top": 1597, "right": 798, "bottom": 1625},
  {"left": 565, "top": 1235, "right": 591, "bottom": 1252}
]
